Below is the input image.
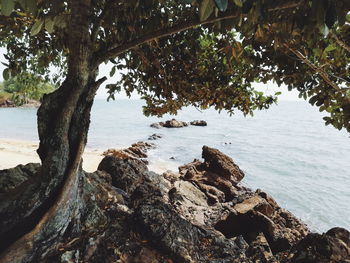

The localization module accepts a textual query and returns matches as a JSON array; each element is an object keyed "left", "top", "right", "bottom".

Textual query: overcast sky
[{"left": 0, "top": 47, "right": 299, "bottom": 101}]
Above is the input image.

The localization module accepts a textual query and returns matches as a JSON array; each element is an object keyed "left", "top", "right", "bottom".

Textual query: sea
[{"left": 0, "top": 98, "right": 349, "bottom": 232}]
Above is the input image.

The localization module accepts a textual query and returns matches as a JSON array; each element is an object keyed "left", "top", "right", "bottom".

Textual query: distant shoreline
[
  {"left": 0, "top": 138, "right": 103, "bottom": 172},
  {"left": 0, "top": 98, "right": 41, "bottom": 108}
]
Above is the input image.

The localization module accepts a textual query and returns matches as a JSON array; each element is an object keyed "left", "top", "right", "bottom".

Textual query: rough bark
[{"left": 0, "top": 1, "right": 108, "bottom": 261}]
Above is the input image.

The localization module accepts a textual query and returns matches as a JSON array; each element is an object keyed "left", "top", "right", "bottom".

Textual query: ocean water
[{"left": 0, "top": 99, "right": 349, "bottom": 232}]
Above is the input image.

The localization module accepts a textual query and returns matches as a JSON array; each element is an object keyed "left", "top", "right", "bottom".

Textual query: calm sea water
[{"left": 0, "top": 99, "right": 349, "bottom": 232}]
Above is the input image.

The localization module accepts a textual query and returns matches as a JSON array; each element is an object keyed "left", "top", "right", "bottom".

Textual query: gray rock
[{"left": 190, "top": 120, "right": 207, "bottom": 126}]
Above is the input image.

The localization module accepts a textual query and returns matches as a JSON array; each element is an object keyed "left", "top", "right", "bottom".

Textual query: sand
[{"left": 0, "top": 138, "right": 104, "bottom": 172}]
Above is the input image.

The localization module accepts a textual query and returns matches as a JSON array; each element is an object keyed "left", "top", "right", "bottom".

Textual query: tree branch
[
  {"left": 93, "top": 0, "right": 304, "bottom": 66},
  {"left": 91, "top": 0, "right": 113, "bottom": 42},
  {"left": 94, "top": 11, "right": 240, "bottom": 65},
  {"left": 286, "top": 45, "right": 344, "bottom": 94},
  {"left": 329, "top": 31, "right": 350, "bottom": 53}
]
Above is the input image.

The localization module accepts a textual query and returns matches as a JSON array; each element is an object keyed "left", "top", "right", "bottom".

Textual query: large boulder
[{"left": 179, "top": 146, "right": 245, "bottom": 203}]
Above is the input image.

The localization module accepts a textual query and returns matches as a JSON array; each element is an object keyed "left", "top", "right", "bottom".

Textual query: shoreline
[{"left": 0, "top": 138, "right": 104, "bottom": 173}]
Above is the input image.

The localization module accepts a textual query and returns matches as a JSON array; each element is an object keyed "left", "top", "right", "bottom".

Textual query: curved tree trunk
[{"left": 0, "top": 1, "right": 106, "bottom": 261}]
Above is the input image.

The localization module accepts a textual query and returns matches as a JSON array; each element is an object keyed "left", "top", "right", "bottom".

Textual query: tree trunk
[{"left": 0, "top": 0, "right": 107, "bottom": 261}]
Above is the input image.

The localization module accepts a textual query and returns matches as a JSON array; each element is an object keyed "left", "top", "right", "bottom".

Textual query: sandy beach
[{"left": 0, "top": 138, "right": 104, "bottom": 172}]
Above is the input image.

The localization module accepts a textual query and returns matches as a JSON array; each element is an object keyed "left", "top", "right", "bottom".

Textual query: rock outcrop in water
[
  {"left": 190, "top": 120, "right": 207, "bottom": 126},
  {"left": 151, "top": 119, "right": 208, "bottom": 128},
  {"left": 1, "top": 145, "right": 349, "bottom": 262},
  {"left": 151, "top": 119, "right": 188, "bottom": 128}
]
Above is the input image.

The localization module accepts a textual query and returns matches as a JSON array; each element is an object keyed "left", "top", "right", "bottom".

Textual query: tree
[{"left": 0, "top": 0, "right": 349, "bottom": 261}]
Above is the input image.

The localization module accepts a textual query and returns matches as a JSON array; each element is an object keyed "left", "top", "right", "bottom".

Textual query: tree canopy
[{"left": 0, "top": 0, "right": 349, "bottom": 130}]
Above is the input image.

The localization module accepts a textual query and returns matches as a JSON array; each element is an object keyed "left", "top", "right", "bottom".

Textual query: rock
[
  {"left": 150, "top": 119, "right": 188, "bottom": 128},
  {"left": 0, "top": 99, "right": 15, "bottom": 108},
  {"left": 150, "top": 122, "right": 164, "bottom": 129},
  {"left": 0, "top": 163, "right": 41, "bottom": 194},
  {"left": 202, "top": 145, "right": 244, "bottom": 182},
  {"left": 1, "top": 144, "right": 348, "bottom": 263},
  {"left": 148, "top": 133, "right": 162, "bottom": 140},
  {"left": 288, "top": 229, "right": 350, "bottom": 262},
  {"left": 234, "top": 195, "right": 273, "bottom": 217},
  {"left": 190, "top": 120, "right": 207, "bottom": 126},
  {"left": 103, "top": 141, "right": 155, "bottom": 160},
  {"left": 179, "top": 146, "right": 245, "bottom": 202}
]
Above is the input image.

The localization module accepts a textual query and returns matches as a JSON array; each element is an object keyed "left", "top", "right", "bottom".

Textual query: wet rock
[
  {"left": 190, "top": 120, "right": 207, "bottom": 126},
  {"left": 150, "top": 119, "right": 188, "bottom": 128},
  {"left": 147, "top": 133, "right": 162, "bottom": 140},
  {"left": 150, "top": 122, "right": 164, "bottom": 129}
]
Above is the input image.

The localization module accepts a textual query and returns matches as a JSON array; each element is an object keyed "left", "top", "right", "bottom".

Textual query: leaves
[
  {"left": 30, "top": 19, "right": 44, "bottom": 36},
  {"left": 1, "top": 0, "right": 14, "bottom": 16},
  {"left": 199, "top": 0, "right": 215, "bottom": 21},
  {"left": 45, "top": 17, "right": 55, "bottom": 33},
  {"left": 233, "top": 0, "right": 242, "bottom": 8},
  {"left": 3, "top": 68, "right": 10, "bottom": 80},
  {"left": 179, "top": 0, "right": 193, "bottom": 4},
  {"left": 110, "top": 66, "right": 116, "bottom": 77},
  {"left": 215, "top": 0, "right": 228, "bottom": 12}
]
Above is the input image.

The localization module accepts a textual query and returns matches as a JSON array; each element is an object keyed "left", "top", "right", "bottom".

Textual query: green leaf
[
  {"left": 346, "top": 14, "right": 350, "bottom": 23},
  {"left": 110, "top": 66, "right": 116, "bottom": 77},
  {"left": 215, "top": 0, "right": 228, "bottom": 12},
  {"left": 2, "top": 68, "right": 10, "bottom": 80},
  {"left": 324, "top": 44, "right": 336, "bottom": 53},
  {"left": 1, "top": 0, "right": 14, "bottom": 16},
  {"left": 30, "top": 19, "right": 44, "bottom": 36},
  {"left": 54, "top": 15, "right": 67, "bottom": 29},
  {"left": 25, "top": 0, "right": 37, "bottom": 14},
  {"left": 45, "top": 17, "right": 55, "bottom": 33},
  {"left": 233, "top": 0, "right": 242, "bottom": 7},
  {"left": 199, "top": 0, "right": 215, "bottom": 21},
  {"left": 179, "top": 0, "right": 193, "bottom": 3}
]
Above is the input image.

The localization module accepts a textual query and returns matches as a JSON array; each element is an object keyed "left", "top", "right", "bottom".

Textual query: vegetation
[
  {"left": 0, "top": 72, "right": 55, "bottom": 105},
  {"left": 0, "top": 0, "right": 349, "bottom": 261}
]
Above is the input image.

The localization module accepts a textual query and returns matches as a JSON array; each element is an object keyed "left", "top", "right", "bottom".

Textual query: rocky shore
[
  {"left": 0, "top": 99, "right": 40, "bottom": 108},
  {"left": 0, "top": 144, "right": 349, "bottom": 262}
]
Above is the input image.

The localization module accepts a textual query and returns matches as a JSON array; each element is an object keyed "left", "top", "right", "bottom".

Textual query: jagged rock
[
  {"left": 179, "top": 146, "right": 245, "bottom": 202},
  {"left": 148, "top": 133, "right": 162, "bottom": 140},
  {"left": 150, "top": 119, "right": 188, "bottom": 128},
  {"left": 202, "top": 145, "right": 244, "bottom": 182},
  {"left": 103, "top": 141, "right": 155, "bottom": 160},
  {"left": 1, "top": 144, "right": 349, "bottom": 263},
  {"left": 190, "top": 120, "right": 207, "bottom": 126},
  {"left": 288, "top": 228, "right": 350, "bottom": 263}
]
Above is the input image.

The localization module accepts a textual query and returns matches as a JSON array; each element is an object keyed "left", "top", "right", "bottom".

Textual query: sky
[{"left": 0, "top": 47, "right": 299, "bottom": 101}]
